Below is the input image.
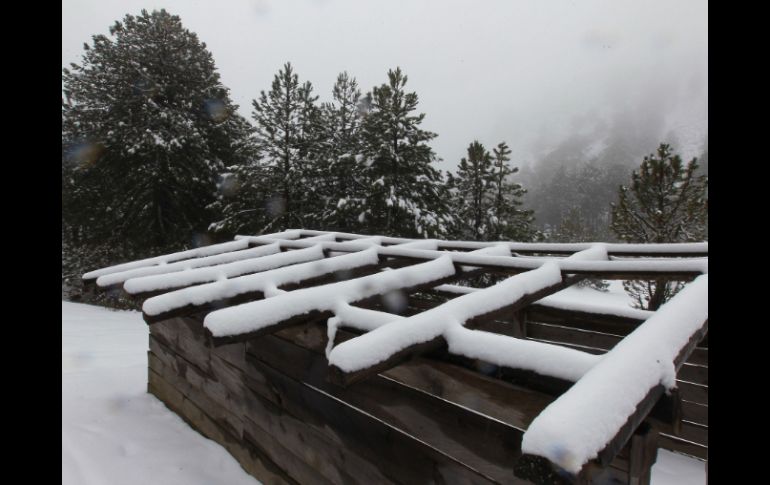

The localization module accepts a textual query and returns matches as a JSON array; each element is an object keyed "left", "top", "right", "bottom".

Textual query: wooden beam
[
  {"left": 207, "top": 264, "right": 490, "bottom": 347},
  {"left": 327, "top": 275, "right": 584, "bottom": 387}
]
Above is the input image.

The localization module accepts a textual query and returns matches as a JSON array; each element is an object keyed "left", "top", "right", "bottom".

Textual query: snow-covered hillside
[{"left": 61, "top": 298, "right": 705, "bottom": 484}]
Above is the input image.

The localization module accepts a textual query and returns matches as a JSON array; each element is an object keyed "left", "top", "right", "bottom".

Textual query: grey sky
[{"left": 62, "top": 0, "right": 708, "bottom": 172}]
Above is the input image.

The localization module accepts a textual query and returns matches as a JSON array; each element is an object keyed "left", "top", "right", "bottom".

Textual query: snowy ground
[{"left": 62, "top": 288, "right": 706, "bottom": 485}]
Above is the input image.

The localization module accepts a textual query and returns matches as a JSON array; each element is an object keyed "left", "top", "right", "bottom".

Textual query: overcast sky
[{"left": 62, "top": 0, "right": 708, "bottom": 172}]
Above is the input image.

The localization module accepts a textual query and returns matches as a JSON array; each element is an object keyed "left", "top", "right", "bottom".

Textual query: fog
[{"left": 62, "top": 0, "right": 707, "bottom": 172}]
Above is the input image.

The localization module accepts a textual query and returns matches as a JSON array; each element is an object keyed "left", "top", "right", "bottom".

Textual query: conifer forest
[{"left": 62, "top": 9, "right": 708, "bottom": 311}]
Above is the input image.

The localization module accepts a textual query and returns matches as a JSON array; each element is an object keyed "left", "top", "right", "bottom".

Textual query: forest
[{"left": 61, "top": 9, "right": 708, "bottom": 310}]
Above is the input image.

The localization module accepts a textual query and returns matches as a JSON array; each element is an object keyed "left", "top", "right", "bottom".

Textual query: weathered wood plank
[
  {"left": 270, "top": 322, "right": 638, "bottom": 477},
  {"left": 147, "top": 367, "right": 298, "bottom": 485},
  {"left": 152, "top": 349, "right": 328, "bottom": 485},
  {"left": 682, "top": 400, "right": 708, "bottom": 426},
  {"left": 677, "top": 363, "right": 708, "bottom": 386},
  {"left": 143, "top": 290, "right": 267, "bottom": 325},
  {"left": 525, "top": 322, "right": 623, "bottom": 351},
  {"left": 249, "top": 331, "right": 526, "bottom": 483},
  {"left": 327, "top": 276, "right": 586, "bottom": 387},
  {"left": 627, "top": 423, "right": 658, "bottom": 485},
  {"left": 658, "top": 434, "right": 708, "bottom": 460},
  {"left": 211, "top": 266, "right": 494, "bottom": 347},
  {"left": 149, "top": 337, "right": 248, "bottom": 427},
  {"left": 148, "top": 351, "right": 243, "bottom": 438},
  {"left": 241, "top": 389, "right": 394, "bottom": 485},
  {"left": 241, "top": 353, "right": 501, "bottom": 484},
  {"left": 686, "top": 347, "right": 707, "bottom": 366},
  {"left": 679, "top": 421, "right": 708, "bottom": 447},
  {"left": 526, "top": 305, "right": 642, "bottom": 336},
  {"left": 241, "top": 419, "right": 336, "bottom": 485},
  {"left": 677, "top": 380, "right": 708, "bottom": 405}
]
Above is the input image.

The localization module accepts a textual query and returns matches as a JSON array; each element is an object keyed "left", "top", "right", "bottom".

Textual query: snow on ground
[
  {"left": 62, "top": 299, "right": 705, "bottom": 484},
  {"left": 62, "top": 301, "right": 260, "bottom": 485}
]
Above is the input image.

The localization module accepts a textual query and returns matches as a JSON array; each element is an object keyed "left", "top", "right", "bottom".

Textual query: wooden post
[
  {"left": 511, "top": 310, "right": 527, "bottom": 338},
  {"left": 628, "top": 422, "right": 658, "bottom": 485}
]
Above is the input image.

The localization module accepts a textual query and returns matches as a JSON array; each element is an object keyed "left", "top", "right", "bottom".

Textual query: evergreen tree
[
  {"left": 358, "top": 68, "right": 451, "bottom": 237},
  {"left": 316, "top": 72, "right": 369, "bottom": 231},
  {"left": 210, "top": 63, "right": 323, "bottom": 235},
  {"left": 447, "top": 141, "right": 494, "bottom": 240},
  {"left": 448, "top": 141, "right": 537, "bottom": 241},
  {"left": 610, "top": 143, "right": 708, "bottom": 309},
  {"left": 488, "top": 142, "right": 537, "bottom": 241},
  {"left": 62, "top": 9, "right": 254, "bottom": 250}
]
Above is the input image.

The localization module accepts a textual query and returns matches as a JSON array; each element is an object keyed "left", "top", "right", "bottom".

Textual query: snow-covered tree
[
  {"left": 488, "top": 142, "right": 537, "bottom": 241},
  {"left": 447, "top": 141, "right": 536, "bottom": 241},
  {"left": 316, "top": 72, "right": 369, "bottom": 231},
  {"left": 358, "top": 68, "right": 451, "bottom": 237},
  {"left": 210, "top": 63, "right": 323, "bottom": 235},
  {"left": 447, "top": 141, "right": 494, "bottom": 239},
  {"left": 62, "top": 9, "right": 254, "bottom": 249},
  {"left": 611, "top": 143, "right": 708, "bottom": 309}
]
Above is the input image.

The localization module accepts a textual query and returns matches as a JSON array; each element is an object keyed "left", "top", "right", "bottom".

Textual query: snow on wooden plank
[
  {"left": 277, "top": 229, "right": 707, "bottom": 255},
  {"left": 248, "top": 237, "right": 707, "bottom": 276},
  {"left": 535, "top": 295, "right": 653, "bottom": 321},
  {"left": 204, "top": 255, "right": 457, "bottom": 339},
  {"left": 96, "top": 243, "right": 282, "bottom": 288},
  {"left": 327, "top": 262, "right": 563, "bottom": 376},
  {"left": 82, "top": 239, "right": 252, "bottom": 280},
  {"left": 142, "top": 247, "right": 380, "bottom": 318},
  {"left": 124, "top": 244, "right": 323, "bottom": 295},
  {"left": 444, "top": 326, "right": 601, "bottom": 382},
  {"left": 327, "top": 302, "right": 601, "bottom": 383},
  {"left": 433, "top": 284, "right": 654, "bottom": 322},
  {"left": 394, "top": 239, "right": 439, "bottom": 250},
  {"left": 297, "top": 233, "right": 338, "bottom": 242},
  {"left": 520, "top": 275, "right": 708, "bottom": 475},
  {"left": 233, "top": 229, "right": 302, "bottom": 241}
]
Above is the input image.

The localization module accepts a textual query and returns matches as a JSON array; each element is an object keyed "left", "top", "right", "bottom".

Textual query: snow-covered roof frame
[{"left": 83, "top": 229, "right": 708, "bottom": 483}]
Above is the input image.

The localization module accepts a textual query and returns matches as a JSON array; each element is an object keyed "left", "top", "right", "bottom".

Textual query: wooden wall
[
  {"left": 524, "top": 303, "right": 708, "bottom": 460},
  {"left": 147, "top": 314, "right": 654, "bottom": 484}
]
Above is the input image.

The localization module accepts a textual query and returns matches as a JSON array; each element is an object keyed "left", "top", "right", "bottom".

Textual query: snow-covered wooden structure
[{"left": 83, "top": 229, "right": 708, "bottom": 484}]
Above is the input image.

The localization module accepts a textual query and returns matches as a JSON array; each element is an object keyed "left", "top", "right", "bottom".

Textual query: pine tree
[
  {"left": 210, "top": 63, "right": 323, "bottom": 235},
  {"left": 447, "top": 141, "right": 493, "bottom": 239},
  {"left": 610, "top": 143, "right": 708, "bottom": 309},
  {"left": 358, "top": 68, "right": 451, "bottom": 237},
  {"left": 62, "top": 9, "right": 254, "bottom": 250},
  {"left": 316, "top": 72, "right": 369, "bottom": 231},
  {"left": 488, "top": 142, "right": 537, "bottom": 241}
]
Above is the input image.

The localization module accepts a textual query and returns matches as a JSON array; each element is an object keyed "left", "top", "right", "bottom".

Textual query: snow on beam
[
  {"left": 431, "top": 284, "right": 654, "bottom": 322},
  {"left": 141, "top": 247, "right": 380, "bottom": 323},
  {"left": 203, "top": 255, "right": 458, "bottom": 343},
  {"left": 293, "top": 228, "right": 415, "bottom": 245},
  {"left": 327, "top": 303, "right": 601, "bottom": 382},
  {"left": 235, "top": 230, "right": 707, "bottom": 256},
  {"left": 533, "top": 296, "right": 653, "bottom": 322},
  {"left": 96, "top": 243, "right": 282, "bottom": 288},
  {"left": 123, "top": 244, "right": 322, "bottom": 296},
  {"left": 233, "top": 229, "right": 302, "bottom": 241},
  {"left": 237, "top": 237, "right": 707, "bottom": 277},
  {"left": 82, "top": 239, "right": 252, "bottom": 281},
  {"left": 281, "top": 231, "right": 707, "bottom": 256},
  {"left": 444, "top": 326, "right": 601, "bottom": 383},
  {"left": 296, "top": 233, "right": 338, "bottom": 242},
  {"left": 519, "top": 275, "right": 708, "bottom": 476},
  {"left": 327, "top": 262, "right": 566, "bottom": 386},
  {"left": 433, "top": 240, "right": 707, "bottom": 256},
  {"left": 394, "top": 239, "right": 439, "bottom": 250}
]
